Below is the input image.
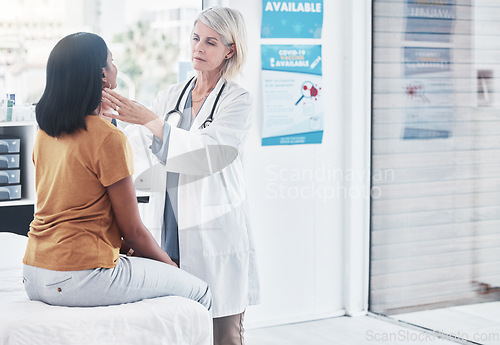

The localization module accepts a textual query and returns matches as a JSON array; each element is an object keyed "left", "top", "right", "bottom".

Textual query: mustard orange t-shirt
[{"left": 23, "top": 115, "right": 134, "bottom": 271}]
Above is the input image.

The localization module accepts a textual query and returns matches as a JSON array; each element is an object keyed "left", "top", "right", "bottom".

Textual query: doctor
[{"left": 103, "top": 7, "right": 259, "bottom": 345}]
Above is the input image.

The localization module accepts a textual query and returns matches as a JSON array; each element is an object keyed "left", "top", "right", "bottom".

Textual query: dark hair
[{"left": 36, "top": 32, "right": 108, "bottom": 137}]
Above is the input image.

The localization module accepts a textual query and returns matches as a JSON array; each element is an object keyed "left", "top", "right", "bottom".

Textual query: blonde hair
[{"left": 195, "top": 7, "right": 247, "bottom": 81}]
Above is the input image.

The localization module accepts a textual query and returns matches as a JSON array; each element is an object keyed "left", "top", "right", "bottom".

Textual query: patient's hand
[
  {"left": 119, "top": 239, "right": 178, "bottom": 267},
  {"left": 120, "top": 239, "right": 140, "bottom": 257}
]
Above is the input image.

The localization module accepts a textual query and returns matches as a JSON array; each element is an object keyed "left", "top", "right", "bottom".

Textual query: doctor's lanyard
[{"left": 163, "top": 76, "right": 227, "bottom": 129}]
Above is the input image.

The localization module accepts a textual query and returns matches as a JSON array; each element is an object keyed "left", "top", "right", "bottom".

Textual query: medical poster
[
  {"left": 405, "top": 0, "right": 456, "bottom": 43},
  {"left": 402, "top": 47, "right": 453, "bottom": 139},
  {"left": 261, "top": 0, "right": 323, "bottom": 39},
  {"left": 261, "top": 44, "right": 323, "bottom": 146}
]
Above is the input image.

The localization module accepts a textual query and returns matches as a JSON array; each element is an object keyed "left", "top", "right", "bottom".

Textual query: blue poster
[
  {"left": 402, "top": 47, "right": 454, "bottom": 140},
  {"left": 261, "top": 45, "right": 323, "bottom": 146},
  {"left": 404, "top": 47, "right": 451, "bottom": 76},
  {"left": 405, "top": 0, "right": 456, "bottom": 42},
  {"left": 261, "top": 1, "right": 323, "bottom": 39}
]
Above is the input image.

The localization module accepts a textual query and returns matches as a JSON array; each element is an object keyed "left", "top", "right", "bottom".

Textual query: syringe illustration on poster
[{"left": 261, "top": 45, "right": 323, "bottom": 145}]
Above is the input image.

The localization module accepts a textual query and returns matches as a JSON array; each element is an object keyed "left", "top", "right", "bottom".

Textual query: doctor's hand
[
  {"left": 102, "top": 89, "right": 166, "bottom": 140},
  {"left": 99, "top": 96, "right": 116, "bottom": 123},
  {"left": 102, "top": 89, "right": 157, "bottom": 125}
]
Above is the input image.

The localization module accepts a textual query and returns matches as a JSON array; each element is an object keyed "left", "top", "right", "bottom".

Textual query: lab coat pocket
[
  {"left": 199, "top": 172, "right": 232, "bottom": 207},
  {"left": 199, "top": 203, "right": 249, "bottom": 257}
]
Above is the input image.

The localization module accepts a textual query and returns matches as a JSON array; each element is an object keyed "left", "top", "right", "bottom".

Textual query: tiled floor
[
  {"left": 245, "top": 301, "right": 500, "bottom": 344},
  {"left": 245, "top": 315, "right": 463, "bottom": 345},
  {"left": 394, "top": 301, "right": 500, "bottom": 345}
]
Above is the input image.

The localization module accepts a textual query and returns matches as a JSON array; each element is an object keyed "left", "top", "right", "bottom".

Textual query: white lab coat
[{"left": 132, "top": 78, "right": 260, "bottom": 318}]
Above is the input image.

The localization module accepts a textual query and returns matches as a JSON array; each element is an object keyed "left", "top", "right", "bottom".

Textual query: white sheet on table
[{"left": 0, "top": 233, "right": 212, "bottom": 345}]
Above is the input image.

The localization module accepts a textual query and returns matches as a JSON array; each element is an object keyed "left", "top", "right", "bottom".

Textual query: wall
[{"left": 227, "top": 0, "right": 372, "bottom": 327}]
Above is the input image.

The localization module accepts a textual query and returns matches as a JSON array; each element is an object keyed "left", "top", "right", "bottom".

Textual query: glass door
[{"left": 371, "top": 0, "right": 500, "bottom": 342}]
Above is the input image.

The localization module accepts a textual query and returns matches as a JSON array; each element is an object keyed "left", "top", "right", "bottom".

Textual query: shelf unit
[{"left": 0, "top": 121, "right": 37, "bottom": 207}]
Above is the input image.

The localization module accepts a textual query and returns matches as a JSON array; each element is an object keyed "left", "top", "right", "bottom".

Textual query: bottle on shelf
[{"left": 6, "top": 94, "right": 15, "bottom": 122}]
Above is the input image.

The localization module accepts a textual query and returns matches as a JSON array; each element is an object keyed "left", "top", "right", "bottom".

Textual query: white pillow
[{"left": 0, "top": 233, "right": 28, "bottom": 269}]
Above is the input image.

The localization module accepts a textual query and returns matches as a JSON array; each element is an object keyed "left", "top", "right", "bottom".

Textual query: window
[{"left": 0, "top": 0, "right": 201, "bottom": 106}]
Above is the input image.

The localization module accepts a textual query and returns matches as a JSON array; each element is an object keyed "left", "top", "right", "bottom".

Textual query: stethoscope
[{"left": 164, "top": 76, "right": 227, "bottom": 129}]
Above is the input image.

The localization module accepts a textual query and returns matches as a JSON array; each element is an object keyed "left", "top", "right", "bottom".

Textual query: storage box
[
  {"left": 0, "top": 185, "right": 21, "bottom": 201},
  {"left": 0, "top": 138, "right": 21, "bottom": 153},
  {"left": 0, "top": 154, "right": 20, "bottom": 169},
  {"left": 0, "top": 169, "right": 20, "bottom": 185}
]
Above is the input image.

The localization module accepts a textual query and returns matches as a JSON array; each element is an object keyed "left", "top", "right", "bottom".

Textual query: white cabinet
[{"left": 0, "top": 121, "right": 37, "bottom": 207}]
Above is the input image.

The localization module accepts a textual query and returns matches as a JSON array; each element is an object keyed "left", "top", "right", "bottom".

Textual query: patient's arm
[{"left": 107, "top": 175, "right": 177, "bottom": 267}]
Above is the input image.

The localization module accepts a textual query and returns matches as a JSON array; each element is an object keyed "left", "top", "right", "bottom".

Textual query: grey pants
[
  {"left": 213, "top": 311, "right": 245, "bottom": 345},
  {"left": 23, "top": 256, "right": 212, "bottom": 311}
]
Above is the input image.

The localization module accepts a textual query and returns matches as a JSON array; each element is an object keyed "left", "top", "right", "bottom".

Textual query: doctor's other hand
[{"left": 102, "top": 89, "right": 157, "bottom": 126}]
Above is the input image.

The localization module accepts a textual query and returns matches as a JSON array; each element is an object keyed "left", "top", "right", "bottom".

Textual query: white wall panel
[{"left": 228, "top": 0, "right": 349, "bottom": 327}]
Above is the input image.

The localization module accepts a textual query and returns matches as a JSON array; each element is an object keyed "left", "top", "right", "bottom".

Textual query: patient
[{"left": 22, "top": 32, "right": 212, "bottom": 310}]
